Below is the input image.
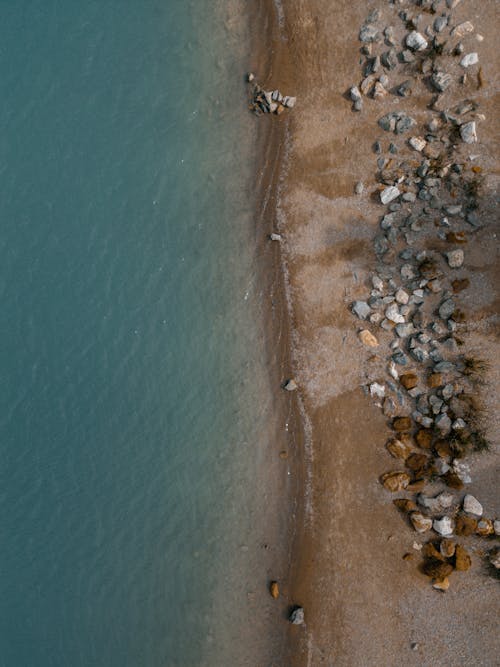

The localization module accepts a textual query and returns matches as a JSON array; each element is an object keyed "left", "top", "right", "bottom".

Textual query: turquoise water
[{"left": 0, "top": 3, "right": 287, "bottom": 666}]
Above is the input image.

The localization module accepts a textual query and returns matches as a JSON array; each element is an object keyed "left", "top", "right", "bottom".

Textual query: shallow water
[{"left": 0, "top": 3, "right": 286, "bottom": 665}]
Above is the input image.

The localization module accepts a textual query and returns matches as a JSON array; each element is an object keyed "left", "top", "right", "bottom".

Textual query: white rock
[
  {"left": 446, "top": 249, "right": 464, "bottom": 268},
  {"left": 385, "top": 303, "right": 405, "bottom": 324},
  {"left": 395, "top": 289, "right": 409, "bottom": 305},
  {"left": 460, "top": 121, "right": 477, "bottom": 144},
  {"left": 380, "top": 186, "right": 400, "bottom": 205},
  {"left": 460, "top": 52, "right": 479, "bottom": 68},
  {"left": 409, "top": 136, "right": 427, "bottom": 152},
  {"left": 406, "top": 31, "right": 428, "bottom": 51},
  {"left": 247, "top": 72, "right": 255, "bottom": 82},
  {"left": 410, "top": 512, "right": 433, "bottom": 533},
  {"left": 453, "top": 460, "right": 472, "bottom": 484},
  {"left": 452, "top": 418, "right": 466, "bottom": 430},
  {"left": 352, "top": 301, "right": 371, "bottom": 320},
  {"left": 451, "top": 21, "right": 474, "bottom": 38},
  {"left": 370, "top": 382, "right": 385, "bottom": 401},
  {"left": 372, "top": 275, "right": 384, "bottom": 291},
  {"left": 388, "top": 361, "right": 399, "bottom": 380},
  {"left": 289, "top": 607, "right": 304, "bottom": 624},
  {"left": 284, "top": 379, "right": 298, "bottom": 391},
  {"left": 433, "top": 516, "right": 454, "bottom": 537},
  {"left": 418, "top": 492, "right": 454, "bottom": 514},
  {"left": 355, "top": 181, "right": 364, "bottom": 195},
  {"left": 270, "top": 233, "right": 282, "bottom": 242},
  {"left": 463, "top": 494, "right": 483, "bottom": 516},
  {"left": 350, "top": 86, "right": 362, "bottom": 102},
  {"left": 283, "top": 96, "right": 296, "bottom": 109},
  {"left": 434, "top": 458, "right": 450, "bottom": 475}
]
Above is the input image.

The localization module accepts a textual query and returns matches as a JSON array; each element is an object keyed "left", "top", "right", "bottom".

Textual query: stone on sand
[
  {"left": 381, "top": 471, "right": 411, "bottom": 492},
  {"left": 463, "top": 494, "right": 483, "bottom": 517},
  {"left": 358, "top": 329, "right": 379, "bottom": 347}
]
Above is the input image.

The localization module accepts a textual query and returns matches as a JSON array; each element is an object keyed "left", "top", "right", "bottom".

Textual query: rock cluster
[
  {"left": 349, "top": 3, "right": 497, "bottom": 589},
  {"left": 247, "top": 74, "right": 296, "bottom": 117}
]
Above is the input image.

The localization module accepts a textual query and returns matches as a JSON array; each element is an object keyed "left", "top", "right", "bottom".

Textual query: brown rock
[
  {"left": 358, "top": 329, "right": 379, "bottom": 347},
  {"left": 452, "top": 278, "right": 470, "bottom": 293},
  {"left": 394, "top": 498, "right": 418, "bottom": 513},
  {"left": 416, "top": 429, "right": 433, "bottom": 449},
  {"left": 446, "top": 231, "right": 467, "bottom": 243},
  {"left": 432, "top": 577, "right": 450, "bottom": 592},
  {"left": 454, "top": 545, "right": 471, "bottom": 571},
  {"left": 279, "top": 450, "right": 288, "bottom": 460},
  {"left": 410, "top": 512, "right": 433, "bottom": 533},
  {"left": 381, "top": 471, "right": 411, "bottom": 492},
  {"left": 407, "top": 479, "right": 426, "bottom": 492},
  {"left": 406, "top": 453, "right": 430, "bottom": 473},
  {"left": 386, "top": 438, "right": 413, "bottom": 460},
  {"left": 403, "top": 552, "right": 414, "bottom": 561},
  {"left": 440, "top": 539, "right": 456, "bottom": 558},
  {"left": 442, "top": 471, "right": 464, "bottom": 490},
  {"left": 422, "top": 542, "right": 445, "bottom": 561},
  {"left": 476, "top": 519, "right": 494, "bottom": 536},
  {"left": 269, "top": 581, "right": 279, "bottom": 598},
  {"left": 393, "top": 416, "right": 412, "bottom": 432},
  {"left": 422, "top": 559, "right": 454, "bottom": 579},
  {"left": 400, "top": 373, "right": 418, "bottom": 390},
  {"left": 434, "top": 440, "right": 452, "bottom": 458},
  {"left": 455, "top": 514, "right": 478, "bottom": 536},
  {"left": 427, "top": 373, "right": 443, "bottom": 388}
]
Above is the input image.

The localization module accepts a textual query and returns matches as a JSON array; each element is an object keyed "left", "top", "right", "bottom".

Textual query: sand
[{"left": 253, "top": 0, "right": 500, "bottom": 665}]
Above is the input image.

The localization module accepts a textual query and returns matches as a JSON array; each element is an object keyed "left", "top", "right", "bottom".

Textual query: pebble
[
  {"left": 431, "top": 71, "right": 452, "bottom": 92},
  {"left": 380, "top": 186, "right": 400, "bottom": 205},
  {"left": 352, "top": 301, "right": 372, "bottom": 319},
  {"left": 451, "top": 21, "right": 474, "bottom": 38},
  {"left": 354, "top": 181, "right": 364, "bottom": 195},
  {"left": 395, "top": 322, "right": 415, "bottom": 338},
  {"left": 460, "top": 121, "right": 477, "bottom": 144},
  {"left": 406, "top": 31, "right": 428, "bottom": 51},
  {"left": 433, "top": 516, "right": 454, "bottom": 537},
  {"left": 270, "top": 233, "right": 282, "bottom": 242},
  {"left": 358, "top": 329, "right": 379, "bottom": 347},
  {"left": 289, "top": 607, "right": 305, "bottom": 625},
  {"left": 409, "top": 136, "right": 427, "bottom": 152},
  {"left": 435, "top": 412, "right": 451, "bottom": 434},
  {"left": 460, "top": 53, "right": 479, "bottom": 68},
  {"left": 284, "top": 379, "right": 298, "bottom": 392},
  {"left": 438, "top": 299, "right": 455, "bottom": 320},
  {"left": 463, "top": 494, "right": 483, "bottom": 517},
  {"left": 446, "top": 249, "right": 464, "bottom": 268},
  {"left": 359, "top": 25, "right": 380, "bottom": 43}
]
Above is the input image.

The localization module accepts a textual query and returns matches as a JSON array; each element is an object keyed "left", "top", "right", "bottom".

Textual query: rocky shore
[{"left": 253, "top": 0, "right": 499, "bottom": 664}]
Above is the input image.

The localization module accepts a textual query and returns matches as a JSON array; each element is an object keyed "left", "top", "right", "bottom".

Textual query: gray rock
[
  {"left": 289, "top": 607, "right": 305, "bottom": 625},
  {"left": 283, "top": 96, "right": 297, "bottom": 109},
  {"left": 395, "top": 289, "right": 409, "bottom": 305},
  {"left": 392, "top": 351, "right": 408, "bottom": 365},
  {"left": 460, "top": 121, "right": 477, "bottom": 144},
  {"left": 460, "top": 52, "right": 479, "bottom": 68},
  {"left": 401, "top": 49, "right": 415, "bottom": 63},
  {"left": 431, "top": 71, "right": 452, "bottom": 92},
  {"left": 395, "top": 322, "right": 416, "bottom": 338},
  {"left": 374, "top": 235, "right": 389, "bottom": 255},
  {"left": 378, "top": 111, "right": 416, "bottom": 134},
  {"left": 442, "top": 383, "right": 454, "bottom": 400},
  {"left": 270, "top": 233, "right": 282, "bottom": 242},
  {"left": 429, "top": 395, "right": 444, "bottom": 414},
  {"left": 382, "top": 49, "right": 398, "bottom": 70},
  {"left": 385, "top": 303, "right": 405, "bottom": 323},
  {"left": 411, "top": 347, "right": 428, "bottom": 362},
  {"left": 402, "top": 192, "right": 416, "bottom": 203},
  {"left": 352, "top": 301, "right": 372, "bottom": 320},
  {"left": 452, "top": 460, "right": 471, "bottom": 484},
  {"left": 434, "top": 15, "right": 448, "bottom": 32},
  {"left": 439, "top": 299, "right": 455, "bottom": 319},
  {"left": 418, "top": 492, "right": 454, "bottom": 514},
  {"left": 355, "top": 181, "right": 364, "bottom": 195},
  {"left": 401, "top": 264, "right": 416, "bottom": 280},
  {"left": 434, "top": 361, "right": 455, "bottom": 373},
  {"left": 446, "top": 249, "right": 464, "bottom": 268},
  {"left": 463, "top": 494, "right": 483, "bottom": 517},
  {"left": 359, "top": 25, "right": 380, "bottom": 43},
  {"left": 435, "top": 412, "right": 451, "bottom": 434},
  {"left": 406, "top": 31, "right": 428, "bottom": 51}
]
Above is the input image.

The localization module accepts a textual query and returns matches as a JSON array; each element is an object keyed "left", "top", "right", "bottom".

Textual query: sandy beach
[{"left": 253, "top": 0, "right": 499, "bottom": 664}]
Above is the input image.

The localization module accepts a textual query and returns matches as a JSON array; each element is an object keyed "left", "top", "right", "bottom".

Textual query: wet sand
[{"left": 253, "top": 0, "right": 500, "bottom": 665}]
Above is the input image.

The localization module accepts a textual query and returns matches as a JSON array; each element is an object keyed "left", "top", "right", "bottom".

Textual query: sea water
[{"left": 0, "top": 3, "right": 285, "bottom": 665}]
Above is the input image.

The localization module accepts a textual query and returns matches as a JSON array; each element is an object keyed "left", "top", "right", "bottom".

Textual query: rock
[
  {"left": 400, "top": 263, "right": 416, "bottom": 280},
  {"left": 270, "top": 581, "right": 280, "bottom": 598},
  {"left": 455, "top": 514, "right": 478, "bottom": 536},
  {"left": 386, "top": 438, "right": 413, "bottom": 460},
  {"left": 395, "top": 323, "right": 416, "bottom": 338},
  {"left": 440, "top": 539, "right": 456, "bottom": 558},
  {"left": 422, "top": 559, "right": 453, "bottom": 579},
  {"left": 289, "top": 606, "right": 305, "bottom": 625},
  {"left": 358, "top": 329, "right": 379, "bottom": 348},
  {"left": 359, "top": 25, "right": 380, "bottom": 43},
  {"left": 445, "top": 249, "right": 465, "bottom": 269},
  {"left": 438, "top": 299, "right": 455, "bottom": 320},
  {"left": 373, "top": 81, "right": 387, "bottom": 99},
  {"left": 416, "top": 429, "right": 433, "bottom": 449},
  {"left": 395, "top": 289, "right": 409, "bottom": 305},
  {"left": 381, "top": 49, "right": 398, "bottom": 70},
  {"left": 355, "top": 181, "right": 364, "bottom": 195},
  {"left": 370, "top": 382, "right": 385, "bottom": 401},
  {"left": 381, "top": 471, "right": 411, "bottom": 492},
  {"left": 406, "top": 31, "right": 428, "bottom": 51},
  {"left": 434, "top": 16, "right": 448, "bottom": 33},
  {"left": 427, "top": 373, "right": 443, "bottom": 388},
  {"left": 394, "top": 498, "right": 418, "bottom": 513},
  {"left": 419, "top": 492, "right": 454, "bottom": 514},
  {"left": 270, "top": 233, "right": 282, "bottom": 242},
  {"left": 452, "top": 418, "right": 466, "bottom": 430},
  {"left": 442, "top": 471, "right": 464, "bottom": 490},
  {"left": 380, "top": 186, "right": 400, "bottom": 205},
  {"left": 401, "top": 49, "right": 415, "bottom": 63},
  {"left": 476, "top": 519, "right": 494, "bottom": 536},
  {"left": 489, "top": 550, "right": 500, "bottom": 570},
  {"left": 393, "top": 416, "right": 412, "bottom": 432},
  {"left": 385, "top": 303, "right": 405, "bottom": 323},
  {"left": 432, "top": 577, "right": 450, "bottom": 592},
  {"left": 454, "top": 545, "right": 471, "bottom": 571},
  {"left": 435, "top": 413, "right": 451, "bottom": 435},
  {"left": 452, "top": 460, "right": 472, "bottom": 484},
  {"left": 410, "top": 512, "right": 433, "bottom": 533},
  {"left": 494, "top": 520, "right": 500, "bottom": 537},
  {"left": 451, "top": 21, "right": 474, "bottom": 38},
  {"left": 431, "top": 71, "right": 453, "bottom": 92},
  {"left": 433, "top": 516, "right": 454, "bottom": 537},
  {"left": 392, "top": 351, "right": 408, "bottom": 366},
  {"left": 434, "top": 361, "right": 455, "bottom": 373},
  {"left": 284, "top": 379, "right": 297, "bottom": 391},
  {"left": 378, "top": 112, "right": 416, "bottom": 134},
  {"left": 460, "top": 121, "right": 477, "bottom": 144},
  {"left": 283, "top": 96, "right": 296, "bottom": 109},
  {"left": 409, "top": 136, "right": 427, "bottom": 152},
  {"left": 460, "top": 52, "right": 479, "bottom": 68},
  {"left": 406, "top": 453, "right": 430, "bottom": 474},
  {"left": 360, "top": 75, "right": 375, "bottom": 96},
  {"left": 352, "top": 301, "right": 371, "bottom": 320},
  {"left": 400, "top": 373, "right": 418, "bottom": 390}
]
